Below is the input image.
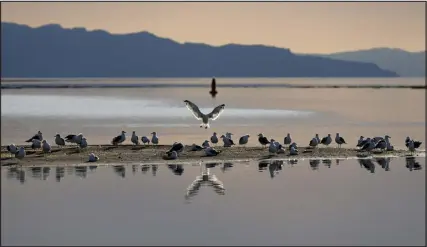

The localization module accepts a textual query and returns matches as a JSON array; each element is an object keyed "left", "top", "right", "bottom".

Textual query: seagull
[
  {"left": 220, "top": 135, "right": 234, "bottom": 147},
  {"left": 65, "top": 133, "right": 83, "bottom": 145},
  {"left": 335, "top": 133, "right": 346, "bottom": 148},
  {"left": 183, "top": 100, "right": 225, "bottom": 129},
  {"left": 25, "top": 131, "right": 43, "bottom": 142},
  {"left": 284, "top": 133, "right": 292, "bottom": 145},
  {"left": 407, "top": 140, "right": 416, "bottom": 155},
  {"left": 225, "top": 132, "right": 233, "bottom": 139},
  {"left": 360, "top": 138, "right": 376, "bottom": 154},
  {"left": 210, "top": 132, "right": 219, "bottom": 145},
  {"left": 131, "top": 131, "right": 139, "bottom": 145},
  {"left": 15, "top": 146, "right": 26, "bottom": 160},
  {"left": 54, "top": 134, "right": 66, "bottom": 148},
  {"left": 357, "top": 136, "right": 368, "bottom": 147},
  {"left": 79, "top": 137, "right": 88, "bottom": 149},
  {"left": 31, "top": 139, "right": 42, "bottom": 150},
  {"left": 375, "top": 135, "right": 391, "bottom": 152},
  {"left": 190, "top": 143, "right": 204, "bottom": 151},
  {"left": 167, "top": 142, "right": 184, "bottom": 154},
  {"left": 6, "top": 144, "right": 17, "bottom": 157},
  {"left": 141, "top": 136, "right": 150, "bottom": 145},
  {"left": 88, "top": 153, "right": 100, "bottom": 162},
  {"left": 405, "top": 137, "right": 422, "bottom": 149},
  {"left": 151, "top": 132, "right": 159, "bottom": 145},
  {"left": 163, "top": 150, "right": 178, "bottom": 160},
  {"left": 309, "top": 137, "right": 319, "bottom": 148},
  {"left": 315, "top": 134, "right": 321, "bottom": 144},
  {"left": 202, "top": 140, "right": 210, "bottom": 148},
  {"left": 239, "top": 134, "right": 250, "bottom": 147},
  {"left": 205, "top": 147, "right": 221, "bottom": 157},
  {"left": 269, "top": 140, "right": 279, "bottom": 154},
  {"left": 111, "top": 131, "right": 126, "bottom": 145},
  {"left": 372, "top": 136, "right": 385, "bottom": 143},
  {"left": 289, "top": 142, "right": 298, "bottom": 150},
  {"left": 270, "top": 139, "right": 285, "bottom": 154},
  {"left": 321, "top": 134, "right": 332, "bottom": 146},
  {"left": 289, "top": 145, "right": 298, "bottom": 155},
  {"left": 258, "top": 133, "right": 270, "bottom": 147},
  {"left": 42, "top": 140, "right": 51, "bottom": 157}
]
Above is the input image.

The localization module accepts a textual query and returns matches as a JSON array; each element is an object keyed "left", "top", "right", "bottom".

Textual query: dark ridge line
[{"left": 1, "top": 83, "right": 425, "bottom": 90}]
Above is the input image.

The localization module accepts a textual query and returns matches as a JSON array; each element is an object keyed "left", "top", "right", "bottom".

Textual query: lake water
[
  {"left": 1, "top": 157, "right": 425, "bottom": 246},
  {"left": 0, "top": 77, "right": 425, "bottom": 149}
]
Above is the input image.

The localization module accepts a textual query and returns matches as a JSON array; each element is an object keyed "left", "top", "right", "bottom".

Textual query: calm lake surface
[{"left": 1, "top": 157, "right": 425, "bottom": 246}]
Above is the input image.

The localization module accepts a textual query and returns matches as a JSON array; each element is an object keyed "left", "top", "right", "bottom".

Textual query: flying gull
[
  {"left": 112, "top": 131, "right": 126, "bottom": 145},
  {"left": 321, "top": 134, "right": 332, "bottom": 146},
  {"left": 258, "top": 133, "right": 270, "bottom": 148},
  {"left": 55, "top": 134, "right": 66, "bottom": 148},
  {"left": 335, "top": 133, "right": 346, "bottom": 148},
  {"left": 25, "top": 131, "right": 43, "bottom": 143},
  {"left": 131, "top": 131, "right": 139, "bottom": 145},
  {"left": 184, "top": 100, "right": 225, "bottom": 129}
]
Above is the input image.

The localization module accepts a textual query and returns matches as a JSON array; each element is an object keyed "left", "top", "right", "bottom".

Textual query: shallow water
[{"left": 1, "top": 157, "right": 425, "bottom": 246}]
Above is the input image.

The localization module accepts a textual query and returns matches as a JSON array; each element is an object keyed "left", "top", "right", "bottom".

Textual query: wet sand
[{"left": 1, "top": 144, "right": 422, "bottom": 166}]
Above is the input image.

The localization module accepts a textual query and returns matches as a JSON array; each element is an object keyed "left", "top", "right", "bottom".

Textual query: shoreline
[{"left": 1, "top": 144, "right": 424, "bottom": 167}]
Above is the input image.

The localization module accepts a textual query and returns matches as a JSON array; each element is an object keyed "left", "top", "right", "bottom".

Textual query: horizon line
[{"left": 2, "top": 21, "right": 425, "bottom": 55}]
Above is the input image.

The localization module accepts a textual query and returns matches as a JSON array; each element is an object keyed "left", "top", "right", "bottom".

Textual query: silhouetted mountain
[
  {"left": 313, "top": 48, "right": 425, "bottom": 77},
  {"left": 1, "top": 22, "right": 398, "bottom": 78}
]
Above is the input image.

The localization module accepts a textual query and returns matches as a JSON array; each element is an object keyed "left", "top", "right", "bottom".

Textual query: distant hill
[
  {"left": 313, "top": 48, "right": 425, "bottom": 77},
  {"left": 1, "top": 22, "right": 398, "bottom": 78}
]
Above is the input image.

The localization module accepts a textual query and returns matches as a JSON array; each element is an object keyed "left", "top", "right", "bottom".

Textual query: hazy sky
[{"left": 1, "top": 2, "right": 425, "bottom": 53}]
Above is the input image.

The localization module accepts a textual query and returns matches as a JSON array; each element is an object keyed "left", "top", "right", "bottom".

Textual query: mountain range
[{"left": 1, "top": 22, "right": 420, "bottom": 78}]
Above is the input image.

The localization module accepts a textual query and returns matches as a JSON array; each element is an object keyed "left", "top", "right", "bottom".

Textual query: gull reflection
[
  {"left": 152, "top": 164, "right": 158, "bottom": 176},
  {"left": 221, "top": 162, "right": 234, "bottom": 173},
  {"left": 55, "top": 167, "right": 65, "bottom": 182},
  {"left": 89, "top": 165, "right": 98, "bottom": 172},
  {"left": 336, "top": 159, "right": 341, "bottom": 166},
  {"left": 168, "top": 164, "right": 184, "bottom": 176},
  {"left": 405, "top": 157, "right": 422, "bottom": 171},
  {"left": 322, "top": 159, "right": 332, "bottom": 168},
  {"left": 113, "top": 165, "right": 125, "bottom": 178},
  {"left": 132, "top": 165, "right": 138, "bottom": 175},
  {"left": 75, "top": 166, "right": 88, "bottom": 179},
  {"left": 375, "top": 157, "right": 391, "bottom": 171},
  {"left": 6, "top": 167, "right": 26, "bottom": 184},
  {"left": 185, "top": 162, "right": 225, "bottom": 201},
  {"left": 141, "top": 164, "right": 150, "bottom": 174},
  {"left": 42, "top": 167, "right": 50, "bottom": 180},
  {"left": 268, "top": 160, "right": 283, "bottom": 179},
  {"left": 258, "top": 160, "right": 269, "bottom": 171},
  {"left": 288, "top": 159, "right": 298, "bottom": 167},
  {"left": 29, "top": 167, "right": 42, "bottom": 179},
  {"left": 309, "top": 159, "right": 320, "bottom": 170},
  {"left": 358, "top": 159, "right": 375, "bottom": 173}
]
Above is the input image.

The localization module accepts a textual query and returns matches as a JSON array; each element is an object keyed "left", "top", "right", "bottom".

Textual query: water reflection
[
  {"left": 167, "top": 164, "right": 184, "bottom": 176},
  {"left": 3, "top": 157, "right": 423, "bottom": 184},
  {"left": 405, "top": 157, "right": 422, "bottom": 171},
  {"left": 185, "top": 162, "right": 225, "bottom": 201},
  {"left": 358, "top": 159, "right": 376, "bottom": 173}
]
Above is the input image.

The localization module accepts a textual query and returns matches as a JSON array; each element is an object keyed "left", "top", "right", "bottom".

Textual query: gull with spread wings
[{"left": 184, "top": 100, "right": 225, "bottom": 129}]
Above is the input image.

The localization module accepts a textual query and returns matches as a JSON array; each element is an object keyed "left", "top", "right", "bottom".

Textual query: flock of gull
[{"left": 4, "top": 128, "right": 423, "bottom": 163}]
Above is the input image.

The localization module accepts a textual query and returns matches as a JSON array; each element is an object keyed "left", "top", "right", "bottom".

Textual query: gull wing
[
  {"left": 184, "top": 100, "right": 204, "bottom": 120},
  {"left": 207, "top": 104, "right": 225, "bottom": 121}
]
